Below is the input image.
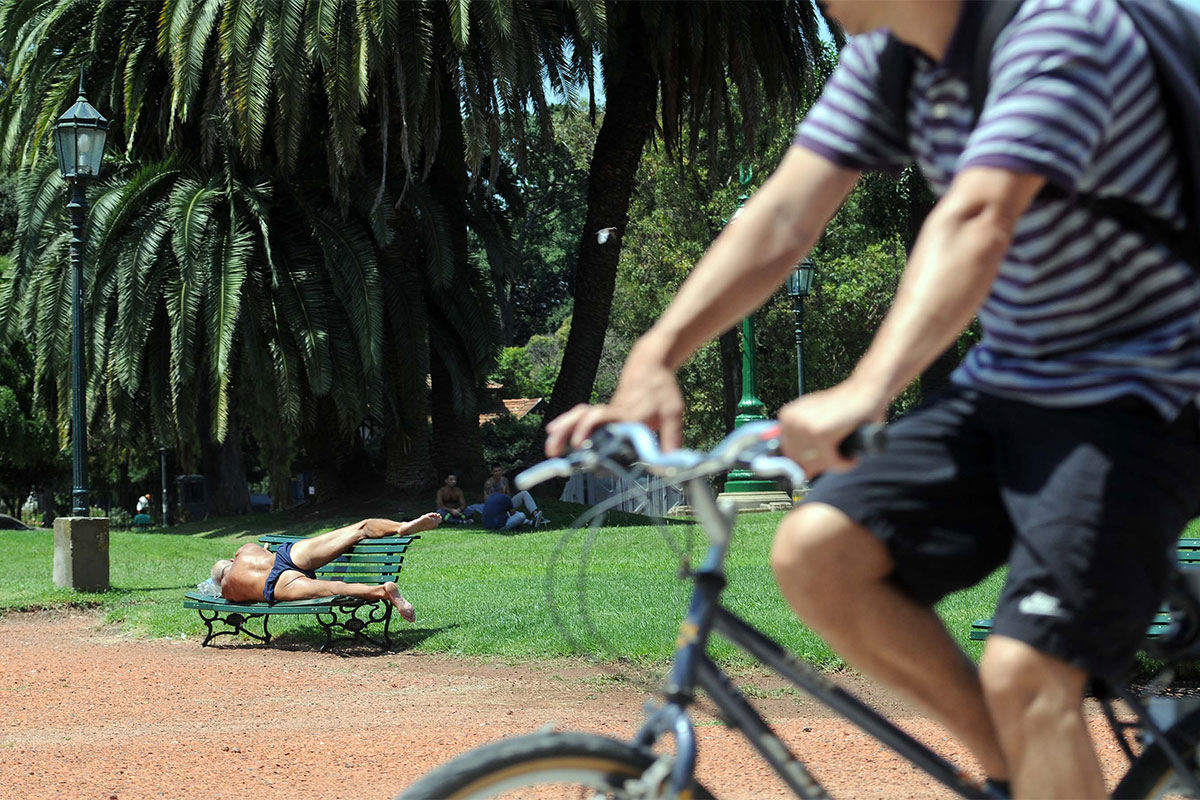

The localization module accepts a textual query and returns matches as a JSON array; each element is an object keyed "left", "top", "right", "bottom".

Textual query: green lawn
[{"left": 11, "top": 504, "right": 1182, "bottom": 668}]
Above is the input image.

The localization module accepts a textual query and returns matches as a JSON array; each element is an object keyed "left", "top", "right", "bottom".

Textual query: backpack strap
[
  {"left": 877, "top": 37, "right": 916, "bottom": 145},
  {"left": 968, "top": 1, "right": 1024, "bottom": 118},
  {"left": 877, "top": 1, "right": 1198, "bottom": 269}
]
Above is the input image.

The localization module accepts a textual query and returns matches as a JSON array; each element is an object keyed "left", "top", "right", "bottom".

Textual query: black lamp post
[
  {"left": 785, "top": 258, "right": 816, "bottom": 398},
  {"left": 53, "top": 76, "right": 108, "bottom": 516},
  {"left": 160, "top": 446, "right": 169, "bottom": 526}
]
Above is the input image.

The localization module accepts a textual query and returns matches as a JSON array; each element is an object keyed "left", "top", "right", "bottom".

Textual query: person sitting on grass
[
  {"left": 482, "top": 462, "right": 511, "bottom": 497},
  {"left": 478, "top": 474, "right": 548, "bottom": 532},
  {"left": 435, "top": 473, "right": 472, "bottom": 524},
  {"left": 209, "top": 514, "right": 442, "bottom": 621}
]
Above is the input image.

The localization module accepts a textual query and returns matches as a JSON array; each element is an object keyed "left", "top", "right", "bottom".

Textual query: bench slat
[{"left": 970, "top": 613, "right": 1175, "bottom": 641}]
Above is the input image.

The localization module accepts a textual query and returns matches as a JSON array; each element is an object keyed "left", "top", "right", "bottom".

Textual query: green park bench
[
  {"left": 969, "top": 539, "right": 1200, "bottom": 642},
  {"left": 182, "top": 533, "right": 419, "bottom": 652}
]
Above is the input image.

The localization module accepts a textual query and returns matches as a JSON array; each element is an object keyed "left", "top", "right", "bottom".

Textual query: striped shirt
[{"left": 794, "top": 0, "right": 1200, "bottom": 418}]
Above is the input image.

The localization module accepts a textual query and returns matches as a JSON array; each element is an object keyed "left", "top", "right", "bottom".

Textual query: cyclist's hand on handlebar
[
  {"left": 545, "top": 354, "right": 685, "bottom": 456},
  {"left": 778, "top": 384, "right": 886, "bottom": 475}
]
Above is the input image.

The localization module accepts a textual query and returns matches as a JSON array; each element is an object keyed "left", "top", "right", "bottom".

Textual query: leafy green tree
[{"left": 484, "top": 107, "right": 595, "bottom": 347}]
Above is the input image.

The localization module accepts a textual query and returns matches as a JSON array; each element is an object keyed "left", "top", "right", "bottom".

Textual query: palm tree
[
  {"left": 547, "top": 1, "right": 837, "bottom": 422},
  {"left": 0, "top": 0, "right": 599, "bottom": 502}
]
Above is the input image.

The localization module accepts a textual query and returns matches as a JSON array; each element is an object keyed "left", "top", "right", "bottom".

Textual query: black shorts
[
  {"left": 263, "top": 541, "right": 316, "bottom": 603},
  {"left": 805, "top": 388, "right": 1200, "bottom": 682}
]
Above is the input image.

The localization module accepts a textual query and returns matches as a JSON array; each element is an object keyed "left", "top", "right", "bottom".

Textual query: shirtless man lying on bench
[{"left": 210, "top": 514, "right": 442, "bottom": 621}]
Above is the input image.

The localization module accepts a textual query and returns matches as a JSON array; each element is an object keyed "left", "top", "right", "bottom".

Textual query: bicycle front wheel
[
  {"left": 396, "top": 731, "right": 714, "bottom": 799},
  {"left": 1115, "top": 707, "right": 1200, "bottom": 799}
]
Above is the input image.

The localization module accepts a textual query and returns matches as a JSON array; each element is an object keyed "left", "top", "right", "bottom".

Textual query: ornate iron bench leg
[
  {"left": 316, "top": 600, "right": 392, "bottom": 652},
  {"left": 197, "top": 609, "right": 270, "bottom": 646},
  {"left": 381, "top": 603, "right": 394, "bottom": 651},
  {"left": 316, "top": 609, "right": 337, "bottom": 653}
]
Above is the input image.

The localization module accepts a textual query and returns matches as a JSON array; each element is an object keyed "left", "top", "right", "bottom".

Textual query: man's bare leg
[
  {"left": 290, "top": 513, "right": 442, "bottom": 570},
  {"left": 362, "top": 513, "right": 442, "bottom": 538},
  {"left": 980, "top": 636, "right": 1102, "bottom": 798},
  {"left": 771, "top": 503, "right": 1008, "bottom": 780},
  {"left": 273, "top": 574, "right": 416, "bottom": 622}
]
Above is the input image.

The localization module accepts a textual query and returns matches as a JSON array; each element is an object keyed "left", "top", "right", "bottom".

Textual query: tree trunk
[
  {"left": 430, "top": 349, "right": 484, "bottom": 484},
  {"left": 423, "top": 58, "right": 485, "bottom": 480},
  {"left": 196, "top": 392, "right": 251, "bottom": 518},
  {"left": 301, "top": 398, "right": 349, "bottom": 505},
  {"left": 201, "top": 427, "right": 250, "bottom": 518},
  {"left": 719, "top": 328, "right": 742, "bottom": 434},
  {"left": 39, "top": 486, "right": 54, "bottom": 528},
  {"left": 546, "top": 15, "right": 657, "bottom": 420},
  {"left": 385, "top": 423, "right": 434, "bottom": 491},
  {"left": 495, "top": 281, "right": 515, "bottom": 348}
]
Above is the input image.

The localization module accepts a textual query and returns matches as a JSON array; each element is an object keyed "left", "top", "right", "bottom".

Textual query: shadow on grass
[
  {"left": 107, "top": 584, "right": 194, "bottom": 593},
  {"left": 120, "top": 493, "right": 697, "bottom": 545}
]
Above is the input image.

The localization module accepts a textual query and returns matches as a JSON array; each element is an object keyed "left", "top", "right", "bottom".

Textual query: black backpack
[{"left": 877, "top": 0, "right": 1200, "bottom": 268}]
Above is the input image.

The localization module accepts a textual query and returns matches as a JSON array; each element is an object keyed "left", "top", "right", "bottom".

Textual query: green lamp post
[
  {"left": 723, "top": 170, "right": 777, "bottom": 494},
  {"left": 53, "top": 74, "right": 109, "bottom": 515},
  {"left": 51, "top": 73, "right": 111, "bottom": 593}
]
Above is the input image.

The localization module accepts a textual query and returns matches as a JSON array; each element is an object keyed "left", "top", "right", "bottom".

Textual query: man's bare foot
[
  {"left": 383, "top": 581, "right": 416, "bottom": 623},
  {"left": 404, "top": 512, "right": 442, "bottom": 535}
]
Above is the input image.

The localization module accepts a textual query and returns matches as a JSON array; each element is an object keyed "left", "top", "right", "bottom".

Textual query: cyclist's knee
[
  {"left": 771, "top": 503, "right": 889, "bottom": 597},
  {"left": 979, "top": 636, "right": 1088, "bottom": 731}
]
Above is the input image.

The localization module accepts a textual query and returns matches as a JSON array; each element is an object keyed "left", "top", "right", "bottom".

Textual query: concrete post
[{"left": 53, "top": 517, "right": 109, "bottom": 591}]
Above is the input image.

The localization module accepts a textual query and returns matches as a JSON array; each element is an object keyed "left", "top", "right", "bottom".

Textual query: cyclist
[{"left": 546, "top": 1, "right": 1200, "bottom": 796}]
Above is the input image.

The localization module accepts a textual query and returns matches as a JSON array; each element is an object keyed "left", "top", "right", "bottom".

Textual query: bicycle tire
[
  {"left": 1114, "top": 706, "right": 1200, "bottom": 799},
  {"left": 396, "top": 731, "right": 714, "bottom": 799}
]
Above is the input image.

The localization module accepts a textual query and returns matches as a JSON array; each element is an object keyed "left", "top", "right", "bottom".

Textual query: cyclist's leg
[
  {"left": 772, "top": 388, "right": 1012, "bottom": 779},
  {"left": 773, "top": 503, "right": 1008, "bottom": 780},
  {"left": 979, "top": 398, "right": 1200, "bottom": 798},
  {"left": 978, "top": 637, "right": 1099, "bottom": 798}
]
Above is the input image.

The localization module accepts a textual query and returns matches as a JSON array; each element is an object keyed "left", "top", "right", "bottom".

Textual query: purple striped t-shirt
[{"left": 794, "top": 0, "right": 1200, "bottom": 417}]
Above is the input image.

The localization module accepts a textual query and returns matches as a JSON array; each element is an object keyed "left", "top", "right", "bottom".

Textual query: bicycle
[{"left": 399, "top": 420, "right": 1200, "bottom": 799}]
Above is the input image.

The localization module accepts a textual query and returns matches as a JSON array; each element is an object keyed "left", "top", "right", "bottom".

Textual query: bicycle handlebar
[{"left": 516, "top": 420, "right": 886, "bottom": 492}]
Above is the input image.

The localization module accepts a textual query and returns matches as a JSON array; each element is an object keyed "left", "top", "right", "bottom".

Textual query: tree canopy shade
[{"left": 0, "top": 0, "right": 600, "bottom": 505}]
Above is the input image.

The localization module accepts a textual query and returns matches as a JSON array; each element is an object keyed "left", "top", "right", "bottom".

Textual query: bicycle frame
[
  {"left": 621, "top": 478, "right": 1001, "bottom": 798},
  {"left": 632, "top": 559, "right": 1003, "bottom": 799},
  {"left": 560, "top": 433, "right": 1200, "bottom": 800}
]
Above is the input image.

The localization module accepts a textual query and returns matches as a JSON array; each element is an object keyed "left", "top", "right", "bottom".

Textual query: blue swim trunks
[{"left": 263, "top": 541, "right": 316, "bottom": 603}]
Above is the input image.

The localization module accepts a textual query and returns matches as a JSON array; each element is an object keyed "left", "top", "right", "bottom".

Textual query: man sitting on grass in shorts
[
  {"left": 209, "top": 514, "right": 441, "bottom": 621},
  {"left": 435, "top": 473, "right": 472, "bottom": 524}
]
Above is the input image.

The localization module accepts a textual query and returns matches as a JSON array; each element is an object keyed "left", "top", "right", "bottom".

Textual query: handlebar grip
[{"left": 838, "top": 423, "right": 887, "bottom": 459}]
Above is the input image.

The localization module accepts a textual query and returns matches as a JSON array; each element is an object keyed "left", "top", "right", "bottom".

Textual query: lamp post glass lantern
[
  {"left": 54, "top": 89, "right": 109, "bottom": 180},
  {"left": 786, "top": 258, "right": 816, "bottom": 398},
  {"left": 53, "top": 79, "right": 109, "bottom": 516}
]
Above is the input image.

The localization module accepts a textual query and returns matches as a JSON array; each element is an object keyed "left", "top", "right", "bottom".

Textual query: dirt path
[{"left": 1, "top": 610, "right": 1136, "bottom": 799}]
